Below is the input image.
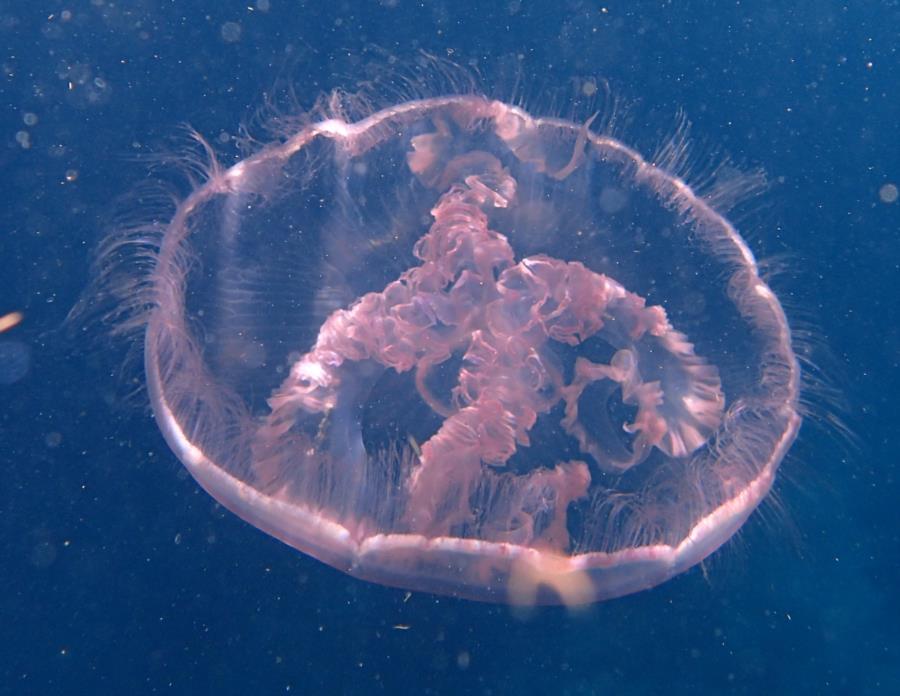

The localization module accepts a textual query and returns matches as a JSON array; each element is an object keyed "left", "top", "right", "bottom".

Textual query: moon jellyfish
[{"left": 90, "top": 91, "right": 800, "bottom": 605}]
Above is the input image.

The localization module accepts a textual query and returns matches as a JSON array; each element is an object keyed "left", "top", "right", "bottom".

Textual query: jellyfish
[{"left": 87, "top": 90, "right": 800, "bottom": 605}]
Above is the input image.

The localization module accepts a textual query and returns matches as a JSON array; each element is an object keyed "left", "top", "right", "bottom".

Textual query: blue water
[{"left": 2, "top": 2, "right": 897, "bottom": 693}]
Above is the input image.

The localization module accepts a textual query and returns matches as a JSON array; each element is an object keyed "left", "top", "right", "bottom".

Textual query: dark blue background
[{"left": 2, "top": 2, "right": 897, "bottom": 693}]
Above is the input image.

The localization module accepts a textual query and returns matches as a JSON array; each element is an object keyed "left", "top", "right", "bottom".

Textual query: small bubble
[
  {"left": 65, "top": 169, "right": 79, "bottom": 182},
  {"left": 221, "top": 21, "right": 242, "bottom": 43},
  {"left": 15, "top": 130, "right": 31, "bottom": 149},
  {"left": 22, "top": 112, "right": 38, "bottom": 126},
  {"left": 878, "top": 183, "right": 898, "bottom": 204}
]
